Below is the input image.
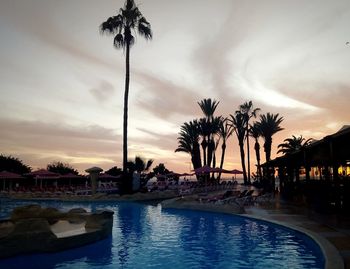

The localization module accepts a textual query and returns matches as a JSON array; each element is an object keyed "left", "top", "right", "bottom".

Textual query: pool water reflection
[{"left": 0, "top": 200, "right": 324, "bottom": 269}]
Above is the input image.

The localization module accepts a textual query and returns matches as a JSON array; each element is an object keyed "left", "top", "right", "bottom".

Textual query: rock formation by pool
[{"left": 0, "top": 204, "right": 114, "bottom": 259}]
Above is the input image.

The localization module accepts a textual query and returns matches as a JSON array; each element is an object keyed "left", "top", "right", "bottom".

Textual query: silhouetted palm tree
[
  {"left": 127, "top": 156, "right": 153, "bottom": 174},
  {"left": 100, "top": 0, "right": 152, "bottom": 173},
  {"left": 277, "top": 135, "right": 312, "bottom": 155},
  {"left": 198, "top": 98, "right": 219, "bottom": 119},
  {"left": 207, "top": 116, "right": 221, "bottom": 167},
  {"left": 256, "top": 113, "right": 284, "bottom": 162},
  {"left": 229, "top": 112, "right": 248, "bottom": 184},
  {"left": 238, "top": 101, "right": 260, "bottom": 183},
  {"left": 198, "top": 118, "right": 210, "bottom": 166},
  {"left": 249, "top": 123, "right": 262, "bottom": 179},
  {"left": 198, "top": 98, "right": 220, "bottom": 167},
  {"left": 175, "top": 120, "right": 202, "bottom": 170},
  {"left": 217, "top": 118, "right": 233, "bottom": 180}
]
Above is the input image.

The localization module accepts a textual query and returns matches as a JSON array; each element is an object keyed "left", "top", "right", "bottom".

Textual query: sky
[{"left": 0, "top": 0, "right": 350, "bottom": 174}]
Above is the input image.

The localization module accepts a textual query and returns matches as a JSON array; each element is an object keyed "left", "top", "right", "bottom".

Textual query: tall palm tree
[
  {"left": 198, "top": 98, "right": 219, "bottom": 119},
  {"left": 238, "top": 101, "right": 260, "bottom": 183},
  {"left": 249, "top": 122, "right": 262, "bottom": 179},
  {"left": 256, "top": 113, "right": 284, "bottom": 162},
  {"left": 100, "top": 0, "right": 152, "bottom": 173},
  {"left": 217, "top": 118, "right": 233, "bottom": 181},
  {"left": 175, "top": 120, "right": 202, "bottom": 170},
  {"left": 207, "top": 116, "right": 221, "bottom": 167},
  {"left": 277, "top": 135, "right": 312, "bottom": 155},
  {"left": 229, "top": 112, "right": 248, "bottom": 184},
  {"left": 198, "top": 118, "right": 210, "bottom": 166},
  {"left": 198, "top": 98, "right": 220, "bottom": 167}
]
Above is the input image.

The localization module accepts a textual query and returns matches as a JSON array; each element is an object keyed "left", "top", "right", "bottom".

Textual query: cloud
[
  {"left": 0, "top": 0, "right": 120, "bottom": 70},
  {"left": 89, "top": 80, "right": 115, "bottom": 103},
  {"left": 0, "top": 118, "right": 118, "bottom": 141},
  {"left": 133, "top": 71, "right": 202, "bottom": 120},
  {"left": 134, "top": 127, "right": 178, "bottom": 151},
  {"left": 0, "top": 118, "right": 122, "bottom": 168}
]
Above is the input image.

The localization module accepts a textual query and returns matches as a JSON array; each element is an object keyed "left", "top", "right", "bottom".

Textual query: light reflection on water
[{"left": 0, "top": 199, "right": 324, "bottom": 269}]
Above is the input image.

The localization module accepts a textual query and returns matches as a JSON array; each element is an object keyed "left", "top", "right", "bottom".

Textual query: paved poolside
[
  {"left": 243, "top": 199, "right": 350, "bottom": 269},
  {"left": 161, "top": 192, "right": 348, "bottom": 269}
]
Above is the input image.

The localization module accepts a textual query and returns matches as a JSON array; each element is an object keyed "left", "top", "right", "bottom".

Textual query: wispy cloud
[
  {"left": 89, "top": 80, "right": 115, "bottom": 103},
  {"left": 134, "top": 71, "right": 202, "bottom": 120}
]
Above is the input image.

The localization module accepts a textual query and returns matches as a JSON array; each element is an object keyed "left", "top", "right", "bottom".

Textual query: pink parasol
[
  {"left": 224, "top": 169, "right": 243, "bottom": 174},
  {"left": 59, "top": 173, "right": 83, "bottom": 179},
  {"left": 98, "top": 173, "right": 121, "bottom": 180},
  {"left": 25, "top": 169, "right": 60, "bottom": 178},
  {"left": 0, "top": 170, "right": 25, "bottom": 190},
  {"left": 0, "top": 171, "right": 24, "bottom": 179},
  {"left": 192, "top": 165, "right": 218, "bottom": 174},
  {"left": 178, "top": 172, "right": 194, "bottom": 177},
  {"left": 25, "top": 169, "right": 60, "bottom": 188},
  {"left": 192, "top": 166, "right": 233, "bottom": 174}
]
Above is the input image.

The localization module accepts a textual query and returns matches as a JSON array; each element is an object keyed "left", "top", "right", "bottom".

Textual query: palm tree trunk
[
  {"left": 255, "top": 140, "right": 262, "bottom": 180},
  {"left": 207, "top": 138, "right": 214, "bottom": 167},
  {"left": 201, "top": 139, "right": 207, "bottom": 166},
  {"left": 193, "top": 141, "right": 202, "bottom": 169},
  {"left": 217, "top": 143, "right": 226, "bottom": 180},
  {"left": 123, "top": 42, "right": 130, "bottom": 174},
  {"left": 211, "top": 146, "right": 216, "bottom": 181},
  {"left": 246, "top": 125, "right": 251, "bottom": 183},
  {"left": 264, "top": 137, "right": 272, "bottom": 162},
  {"left": 239, "top": 142, "right": 248, "bottom": 184}
]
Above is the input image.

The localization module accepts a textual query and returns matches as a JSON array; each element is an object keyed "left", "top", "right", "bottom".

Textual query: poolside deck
[{"left": 243, "top": 197, "right": 350, "bottom": 269}]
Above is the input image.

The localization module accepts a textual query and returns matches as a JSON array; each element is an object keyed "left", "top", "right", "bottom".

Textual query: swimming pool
[{"left": 0, "top": 200, "right": 324, "bottom": 269}]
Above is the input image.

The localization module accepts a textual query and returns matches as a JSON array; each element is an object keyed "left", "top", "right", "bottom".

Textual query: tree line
[{"left": 175, "top": 99, "right": 284, "bottom": 185}]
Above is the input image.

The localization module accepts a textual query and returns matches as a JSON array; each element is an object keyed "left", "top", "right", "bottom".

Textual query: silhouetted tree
[
  {"left": 100, "top": 0, "right": 152, "bottom": 173},
  {"left": 238, "top": 101, "right": 260, "bottom": 183},
  {"left": 198, "top": 117, "right": 210, "bottom": 166},
  {"left": 105, "top": 166, "right": 123, "bottom": 176},
  {"left": 47, "top": 161, "right": 79, "bottom": 175},
  {"left": 256, "top": 113, "right": 284, "bottom": 162},
  {"left": 229, "top": 112, "right": 248, "bottom": 184},
  {"left": 198, "top": 99, "right": 220, "bottom": 167},
  {"left": 0, "top": 154, "right": 31, "bottom": 174},
  {"left": 175, "top": 120, "right": 202, "bottom": 170},
  {"left": 127, "top": 156, "right": 153, "bottom": 174},
  {"left": 217, "top": 118, "right": 233, "bottom": 180},
  {"left": 249, "top": 122, "right": 262, "bottom": 180},
  {"left": 277, "top": 135, "right": 312, "bottom": 155},
  {"left": 153, "top": 163, "right": 170, "bottom": 175}
]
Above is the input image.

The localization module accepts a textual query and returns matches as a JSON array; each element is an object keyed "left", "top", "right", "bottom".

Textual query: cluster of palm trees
[{"left": 176, "top": 99, "right": 284, "bottom": 185}]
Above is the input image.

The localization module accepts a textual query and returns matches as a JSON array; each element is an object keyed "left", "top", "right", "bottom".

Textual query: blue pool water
[{"left": 0, "top": 199, "right": 324, "bottom": 269}]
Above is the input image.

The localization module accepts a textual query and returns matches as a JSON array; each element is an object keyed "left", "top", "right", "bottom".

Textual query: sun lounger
[{"left": 179, "top": 186, "right": 194, "bottom": 195}]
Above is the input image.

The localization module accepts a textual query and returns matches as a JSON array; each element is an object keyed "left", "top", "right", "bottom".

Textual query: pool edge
[{"left": 238, "top": 213, "right": 344, "bottom": 269}]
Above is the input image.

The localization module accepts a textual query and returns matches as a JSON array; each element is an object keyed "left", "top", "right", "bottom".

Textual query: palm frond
[
  {"left": 113, "top": 33, "right": 125, "bottom": 48},
  {"left": 138, "top": 19, "right": 152, "bottom": 39},
  {"left": 100, "top": 0, "right": 152, "bottom": 49}
]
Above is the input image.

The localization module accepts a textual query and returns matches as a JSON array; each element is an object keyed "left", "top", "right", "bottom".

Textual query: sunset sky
[{"left": 0, "top": 0, "right": 349, "bottom": 174}]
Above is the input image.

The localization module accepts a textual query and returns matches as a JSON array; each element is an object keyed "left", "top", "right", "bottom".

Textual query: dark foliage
[
  {"left": 0, "top": 154, "right": 31, "bottom": 174},
  {"left": 47, "top": 161, "right": 79, "bottom": 175},
  {"left": 105, "top": 166, "right": 123, "bottom": 176}
]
